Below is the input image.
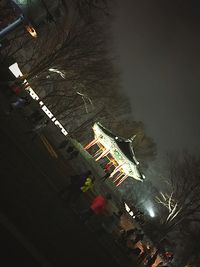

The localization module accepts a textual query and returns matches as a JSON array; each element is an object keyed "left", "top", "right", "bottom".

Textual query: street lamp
[{"left": 0, "top": 0, "right": 61, "bottom": 40}]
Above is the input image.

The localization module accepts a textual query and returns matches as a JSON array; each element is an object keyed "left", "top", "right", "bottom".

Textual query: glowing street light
[{"left": 148, "top": 208, "right": 155, "bottom": 218}]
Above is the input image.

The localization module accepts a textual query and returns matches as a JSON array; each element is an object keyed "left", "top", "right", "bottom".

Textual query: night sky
[{"left": 112, "top": 0, "right": 200, "bottom": 155}]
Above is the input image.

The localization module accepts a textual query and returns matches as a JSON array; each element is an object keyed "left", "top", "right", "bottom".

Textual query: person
[
  {"left": 59, "top": 174, "right": 80, "bottom": 198},
  {"left": 65, "top": 145, "right": 79, "bottom": 160},
  {"left": 117, "top": 229, "right": 127, "bottom": 245},
  {"left": 104, "top": 162, "right": 113, "bottom": 173},
  {"left": 68, "top": 150, "right": 79, "bottom": 160},
  {"left": 79, "top": 170, "right": 93, "bottom": 184},
  {"left": 60, "top": 171, "right": 94, "bottom": 204},
  {"left": 101, "top": 168, "right": 112, "bottom": 182},
  {"left": 25, "top": 110, "right": 44, "bottom": 124},
  {"left": 131, "top": 247, "right": 141, "bottom": 257},
  {"left": 126, "top": 228, "right": 138, "bottom": 239},
  {"left": 164, "top": 251, "right": 173, "bottom": 262},
  {"left": 113, "top": 210, "right": 123, "bottom": 219},
  {"left": 134, "top": 231, "right": 144, "bottom": 243},
  {"left": 135, "top": 209, "right": 143, "bottom": 216},
  {"left": 80, "top": 174, "right": 94, "bottom": 192},
  {"left": 10, "top": 80, "right": 22, "bottom": 96},
  {"left": 66, "top": 146, "right": 74, "bottom": 153},
  {"left": 57, "top": 140, "right": 69, "bottom": 149},
  {"left": 134, "top": 210, "right": 145, "bottom": 225},
  {"left": 137, "top": 244, "right": 151, "bottom": 265},
  {"left": 145, "top": 250, "right": 159, "bottom": 267},
  {"left": 25, "top": 120, "right": 49, "bottom": 140},
  {"left": 10, "top": 96, "right": 30, "bottom": 109},
  {"left": 100, "top": 161, "right": 114, "bottom": 181},
  {"left": 80, "top": 193, "right": 112, "bottom": 222},
  {"left": 101, "top": 211, "right": 122, "bottom": 234},
  {"left": 117, "top": 228, "right": 137, "bottom": 245}
]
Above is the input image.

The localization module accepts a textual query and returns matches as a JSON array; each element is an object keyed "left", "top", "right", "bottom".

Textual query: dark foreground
[{"left": 0, "top": 90, "right": 137, "bottom": 267}]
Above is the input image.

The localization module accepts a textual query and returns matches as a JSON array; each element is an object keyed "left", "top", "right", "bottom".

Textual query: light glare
[
  {"left": 124, "top": 203, "right": 130, "bottom": 212},
  {"left": 148, "top": 208, "right": 155, "bottom": 218},
  {"left": 9, "top": 63, "right": 23, "bottom": 78}
]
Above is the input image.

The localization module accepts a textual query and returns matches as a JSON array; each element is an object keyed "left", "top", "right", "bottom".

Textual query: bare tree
[
  {"left": 1, "top": 3, "right": 129, "bottom": 141},
  {"left": 153, "top": 152, "right": 200, "bottom": 266},
  {"left": 1, "top": 1, "right": 156, "bottom": 154},
  {"left": 156, "top": 152, "right": 200, "bottom": 229},
  {"left": 120, "top": 178, "right": 158, "bottom": 210},
  {"left": 74, "top": 0, "right": 112, "bottom": 21}
]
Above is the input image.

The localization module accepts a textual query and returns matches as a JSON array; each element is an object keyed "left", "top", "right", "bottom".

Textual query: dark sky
[{"left": 112, "top": 1, "right": 200, "bottom": 155}]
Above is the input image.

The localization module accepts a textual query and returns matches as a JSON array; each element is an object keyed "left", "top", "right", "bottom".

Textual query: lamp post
[{"left": 0, "top": 0, "right": 61, "bottom": 40}]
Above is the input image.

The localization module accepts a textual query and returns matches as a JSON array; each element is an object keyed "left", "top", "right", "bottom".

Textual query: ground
[{"left": 0, "top": 89, "right": 136, "bottom": 266}]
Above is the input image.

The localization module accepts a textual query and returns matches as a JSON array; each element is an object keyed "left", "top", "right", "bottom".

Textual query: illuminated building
[{"left": 85, "top": 122, "right": 145, "bottom": 186}]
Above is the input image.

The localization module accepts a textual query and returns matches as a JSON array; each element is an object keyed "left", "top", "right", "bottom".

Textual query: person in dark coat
[
  {"left": 25, "top": 110, "right": 44, "bottom": 124},
  {"left": 11, "top": 96, "right": 30, "bottom": 109},
  {"left": 137, "top": 244, "right": 151, "bottom": 265},
  {"left": 58, "top": 140, "right": 69, "bottom": 149},
  {"left": 133, "top": 231, "right": 144, "bottom": 245},
  {"left": 101, "top": 211, "right": 122, "bottom": 234},
  {"left": 25, "top": 120, "right": 49, "bottom": 140},
  {"left": 145, "top": 250, "right": 159, "bottom": 267},
  {"left": 68, "top": 150, "right": 79, "bottom": 160},
  {"left": 101, "top": 168, "right": 112, "bottom": 181},
  {"left": 131, "top": 247, "right": 141, "bottom": 256},
  {"left": 126, "top": 228, "right": 138, "bottom": 238},
  {"left": 66, "top": 146, "right": 79, "bottom": 160},
  {"left": 60, "top": 171, "right": 93, "bottom": 204},
  {"left": 66, "top": 146, "right": 74, "bottom": 153}
]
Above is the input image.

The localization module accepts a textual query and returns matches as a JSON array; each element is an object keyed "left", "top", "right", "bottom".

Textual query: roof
[{"left": 96, "top": 122, "right": 139, "bottom": 165}]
